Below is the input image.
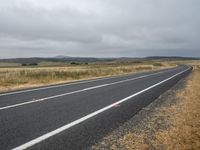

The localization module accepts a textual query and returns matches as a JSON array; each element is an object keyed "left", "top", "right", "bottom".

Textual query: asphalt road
[{"left": 0, "top": 65, "right": 192, "bottom": 150}]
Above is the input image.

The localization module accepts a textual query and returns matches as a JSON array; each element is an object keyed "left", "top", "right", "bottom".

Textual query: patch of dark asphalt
[{"left": 91, "top": 73, "right": 190, "bottom": 150}]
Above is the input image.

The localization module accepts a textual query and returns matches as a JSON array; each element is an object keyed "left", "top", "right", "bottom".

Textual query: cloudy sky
[{"left": 0, "top": 0, "right": 199, "bottom": 58}]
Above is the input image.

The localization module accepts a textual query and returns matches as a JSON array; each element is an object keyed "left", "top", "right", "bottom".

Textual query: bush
[
  {"left": 29, "top": 63, "right": 38, "bottom": 66},
  {"left": 70, "top": 62, "right": 79, "bottom": 65},
  {"left": 133, "top": 61, "right": 143, "bottom": 63}
]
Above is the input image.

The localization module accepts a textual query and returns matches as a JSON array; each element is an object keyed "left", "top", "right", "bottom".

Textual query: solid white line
[
  {"left": 0, "top": 76, "right": 119, "bottom": 97},
  {"left": 0, "top": 70, "right": 169, "bottom": 110},
  {"left": 0, "top": 72, "right": 146, "bottom": 96},
  {"left": 12, "top": 67, "right": 190, "bottom": 150},
  {"left": 0, "top": 67, "right": 175, "bottom": 97}
]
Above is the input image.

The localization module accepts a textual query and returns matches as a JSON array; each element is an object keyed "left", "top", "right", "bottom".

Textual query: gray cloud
[{"left": 0, "top": 0, "right": 199, "bottom": 58}]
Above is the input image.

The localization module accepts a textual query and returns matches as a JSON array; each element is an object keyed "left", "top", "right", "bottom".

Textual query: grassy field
[
  {"left": 0, "top": 61, "right": 170, "bottom": 93},
  {"left": 116, "top": 62, "right": 200, "bottom": 150}
]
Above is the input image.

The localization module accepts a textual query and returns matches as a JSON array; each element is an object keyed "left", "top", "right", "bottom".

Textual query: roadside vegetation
[
  {"left": 112, "top": 62, "right": 200, "bottom": 150},
  {"left": 0, "top": 61, "right": 170, "bottom": 93}
]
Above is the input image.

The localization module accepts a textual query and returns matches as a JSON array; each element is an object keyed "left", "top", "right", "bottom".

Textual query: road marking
[
  {"left": 0, "top": 67, "right": 175, "bottom": 97},
  {"left": 0, "top": 75, "right": 121, "bottom": 97},
  {"left": 0, "top": 70, "right": 170, "bottom": 110},
  {"left": 0, "top": 71, "right": 151, "bottom": 96},
  {"left": 12, "top": 67, "right": 190, "bottom": 150}
]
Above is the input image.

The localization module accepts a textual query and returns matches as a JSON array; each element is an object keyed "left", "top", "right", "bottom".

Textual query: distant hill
[
  {"left": 54, "top": 55, "right": 71, "bottom": 59},
  {"left": 144, "top": 56, "right": 200, "bottom": 61},
  {"left": 0, "top": 57, "right": 117, "bottom": 64},
  {"left": 0, "top": 56, "right": 199, "bottom": 65}
]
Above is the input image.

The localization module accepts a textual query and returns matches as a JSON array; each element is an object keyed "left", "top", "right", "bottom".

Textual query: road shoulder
[{"left": 92, "top": 68, "right": 195, "bottom": 150}]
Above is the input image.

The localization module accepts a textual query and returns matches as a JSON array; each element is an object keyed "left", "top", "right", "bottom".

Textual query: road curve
[{"left": 0, "top": 65, "right": 192, "bottom": 150}]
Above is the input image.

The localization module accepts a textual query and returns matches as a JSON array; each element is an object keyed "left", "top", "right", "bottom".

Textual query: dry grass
[
  {"left": 117, "top": 63, "right": 200, "bottom": 150},
  {"left": 0, "top": 62, "right": 170, "bottom": 93}
]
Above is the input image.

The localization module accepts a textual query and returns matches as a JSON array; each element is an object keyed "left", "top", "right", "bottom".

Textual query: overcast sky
[{"left": 0, "top": 0, "right": 199, "bottom": 58}]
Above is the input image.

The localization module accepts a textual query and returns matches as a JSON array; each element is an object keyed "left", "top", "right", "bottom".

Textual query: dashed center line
[{"left": 0, "top": 69, "right": 170, "bottom": 111}]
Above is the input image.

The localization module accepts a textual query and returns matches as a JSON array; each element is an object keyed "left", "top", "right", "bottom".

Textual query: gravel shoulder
[{"left": 92, "top": 71, "right": 190, "bottom": 150}]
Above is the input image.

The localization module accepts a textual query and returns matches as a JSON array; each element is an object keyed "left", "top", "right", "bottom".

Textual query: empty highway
[{"left": 0, "top": 65, "right": 192, "bottom": 150}]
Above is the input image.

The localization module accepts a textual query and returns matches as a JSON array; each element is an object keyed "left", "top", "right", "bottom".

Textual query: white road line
[
  {"left": 0, "top": 70, "right": 169, "bottom": 110},
  {"left": 12, "top": 67, "right": 190, "bottom": 150},
  {"left": 0, "top": 67, "right": 175, "bottom": 97},
  {"left": 0, "top": 75, "right": 119, "bottom": 97}
]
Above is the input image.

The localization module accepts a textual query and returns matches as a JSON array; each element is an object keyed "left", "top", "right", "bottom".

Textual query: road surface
[{"left": 0, "top": 65, "right": 192, "bottom": 150}]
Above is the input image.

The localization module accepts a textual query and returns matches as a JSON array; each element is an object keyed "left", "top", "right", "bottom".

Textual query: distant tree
[
  {"left": 70, "top": 62, "right": 79, "bottom": 65},
  {"left": 133, "top": 61, "right": 142, "bottom": 63},
  {"left": 29, "top": 63, "right": 38, "bottom": 66},
  {"left": 21, "top": 63, "right": 27, "bottom": 66}
]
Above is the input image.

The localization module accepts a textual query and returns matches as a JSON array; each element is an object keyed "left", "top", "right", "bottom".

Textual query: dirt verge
[{"left": 92, "top": 64, "right": 200, "bottom": 150}]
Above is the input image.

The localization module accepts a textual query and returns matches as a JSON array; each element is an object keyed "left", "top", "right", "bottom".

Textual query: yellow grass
[
  {"left": 117, "top": 63, "right": 200, "bottom": 150},
  {"left": 0, "top": 62, "right": 170, "bottom": 93}
]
